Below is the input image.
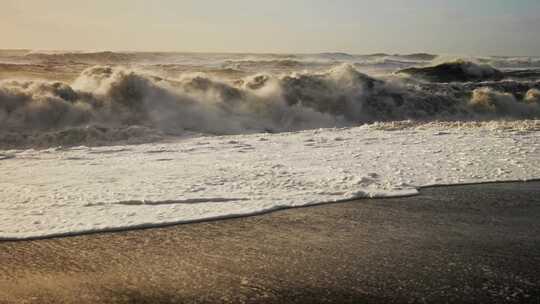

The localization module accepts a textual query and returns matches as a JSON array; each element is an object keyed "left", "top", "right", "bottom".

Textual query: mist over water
[{"left": 1, "top": 50, "right": 539, "bottom": 148}]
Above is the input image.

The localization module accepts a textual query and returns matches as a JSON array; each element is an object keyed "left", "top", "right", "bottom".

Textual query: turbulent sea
[
  {"left": 1, "top": 50, "right": 540, "bottom": 239},
  {"left": 1, "top": 50, "right": 539, "bottom": 148}
]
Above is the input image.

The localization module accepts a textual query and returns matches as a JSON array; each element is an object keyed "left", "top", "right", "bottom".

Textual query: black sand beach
[{"left": 1, "top": 181, "right": 540, "bottom": 303}]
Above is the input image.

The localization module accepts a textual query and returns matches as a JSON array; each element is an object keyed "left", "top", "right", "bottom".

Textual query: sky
[{"left": 1, "top": 0, "right": 540, "bottom": 56}]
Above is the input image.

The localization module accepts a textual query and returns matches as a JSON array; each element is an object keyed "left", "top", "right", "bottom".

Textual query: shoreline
[
  {"left": 2, "top": 178, "right": 540, "bottom": 242},
  {"left": 3, "top": 119, "right": 539, "bottom": 241},
  {"left": 2, "top": 181, "right": 540, "bottom": 303}
]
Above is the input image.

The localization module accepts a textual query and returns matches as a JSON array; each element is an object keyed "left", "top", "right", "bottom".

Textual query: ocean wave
[
  {"left": 222, "top": 59, "right": 326, "bottom": 70},
  {"left": 398, "top": 59, "right": 540, "bottom": 83},
  {"left": 397, "top": 60, "right": 504, "bottom": 82},
  {"left": 24, "top": 51, "right": 138, "bottom": 64},
  {"left": 481, "top": 56, "right": 540, "bottom": 69},
  {"left": 503, "top": 69, "right": 540, "bottom": 80},
  {"left": 6, "top": 51, "right": 438, "bottom": 69},
  {"left": 393, "top": 53, "right": 438, "bottom": 61},
  {"left": 354, "top": 58, "right": 424, "bottom": 70},
  {"left": 316, "top": 52, "right": 437, "bottom": 62},
  {"left": 1, "top": 64, "right": 539, "bottom": 148}
]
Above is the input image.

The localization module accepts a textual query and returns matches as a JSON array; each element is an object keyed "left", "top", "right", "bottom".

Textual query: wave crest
[
  {"left": 469, "top": 88, "right": 537, "bottom": 116},
  {"left": 397, "top": 60, "right": 503, "bottom": 82}
]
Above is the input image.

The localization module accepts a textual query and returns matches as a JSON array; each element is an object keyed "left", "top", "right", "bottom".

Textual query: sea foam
[{"left": 1, "top": 121, "right": 539, "bottom": 240}]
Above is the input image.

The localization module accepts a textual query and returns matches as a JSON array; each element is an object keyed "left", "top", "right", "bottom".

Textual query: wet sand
[{"left": 1, "top": 182, "right": 540, "bottom": 303}]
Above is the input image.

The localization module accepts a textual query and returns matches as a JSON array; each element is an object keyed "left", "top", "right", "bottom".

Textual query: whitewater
[
  {"left": 1, "top": 51, "right": 540, "bottom": 239},
  {"left": 1, "top": 121, "right": 539, "bottom": 240}
]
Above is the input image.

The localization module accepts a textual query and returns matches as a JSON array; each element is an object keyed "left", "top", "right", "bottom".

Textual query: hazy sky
[{"left": 1, "top": 0, "right": 539, "bottom": 55}]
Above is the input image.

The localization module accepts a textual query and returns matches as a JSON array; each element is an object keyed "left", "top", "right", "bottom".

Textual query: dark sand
[{"left": 1, "top": 182, "right": 540, "bottom": 304}]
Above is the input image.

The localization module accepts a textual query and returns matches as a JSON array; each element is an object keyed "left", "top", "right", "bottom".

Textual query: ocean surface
[{"left": 1, "top": 50, "right": 539, "bottom": 239}]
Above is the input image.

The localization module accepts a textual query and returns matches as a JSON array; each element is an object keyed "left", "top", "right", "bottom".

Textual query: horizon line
[{"left": 1, "top": 48, "right": 539, "bottom": 58}]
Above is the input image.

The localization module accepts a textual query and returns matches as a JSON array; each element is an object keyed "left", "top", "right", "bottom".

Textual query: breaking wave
[
  {"left": 397, "top": 60, "right": 504, "bottom": 82},
  {"left": 398, "top": 59, "right": 540, "bottom": 82},
  {"left": 1, "top": 64, "right": 539, "bottom": 148}
]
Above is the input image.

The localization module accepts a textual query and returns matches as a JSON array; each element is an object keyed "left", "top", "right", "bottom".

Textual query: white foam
[{"left": 1, "top": 122, "right": 539, "bottom": 240}]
